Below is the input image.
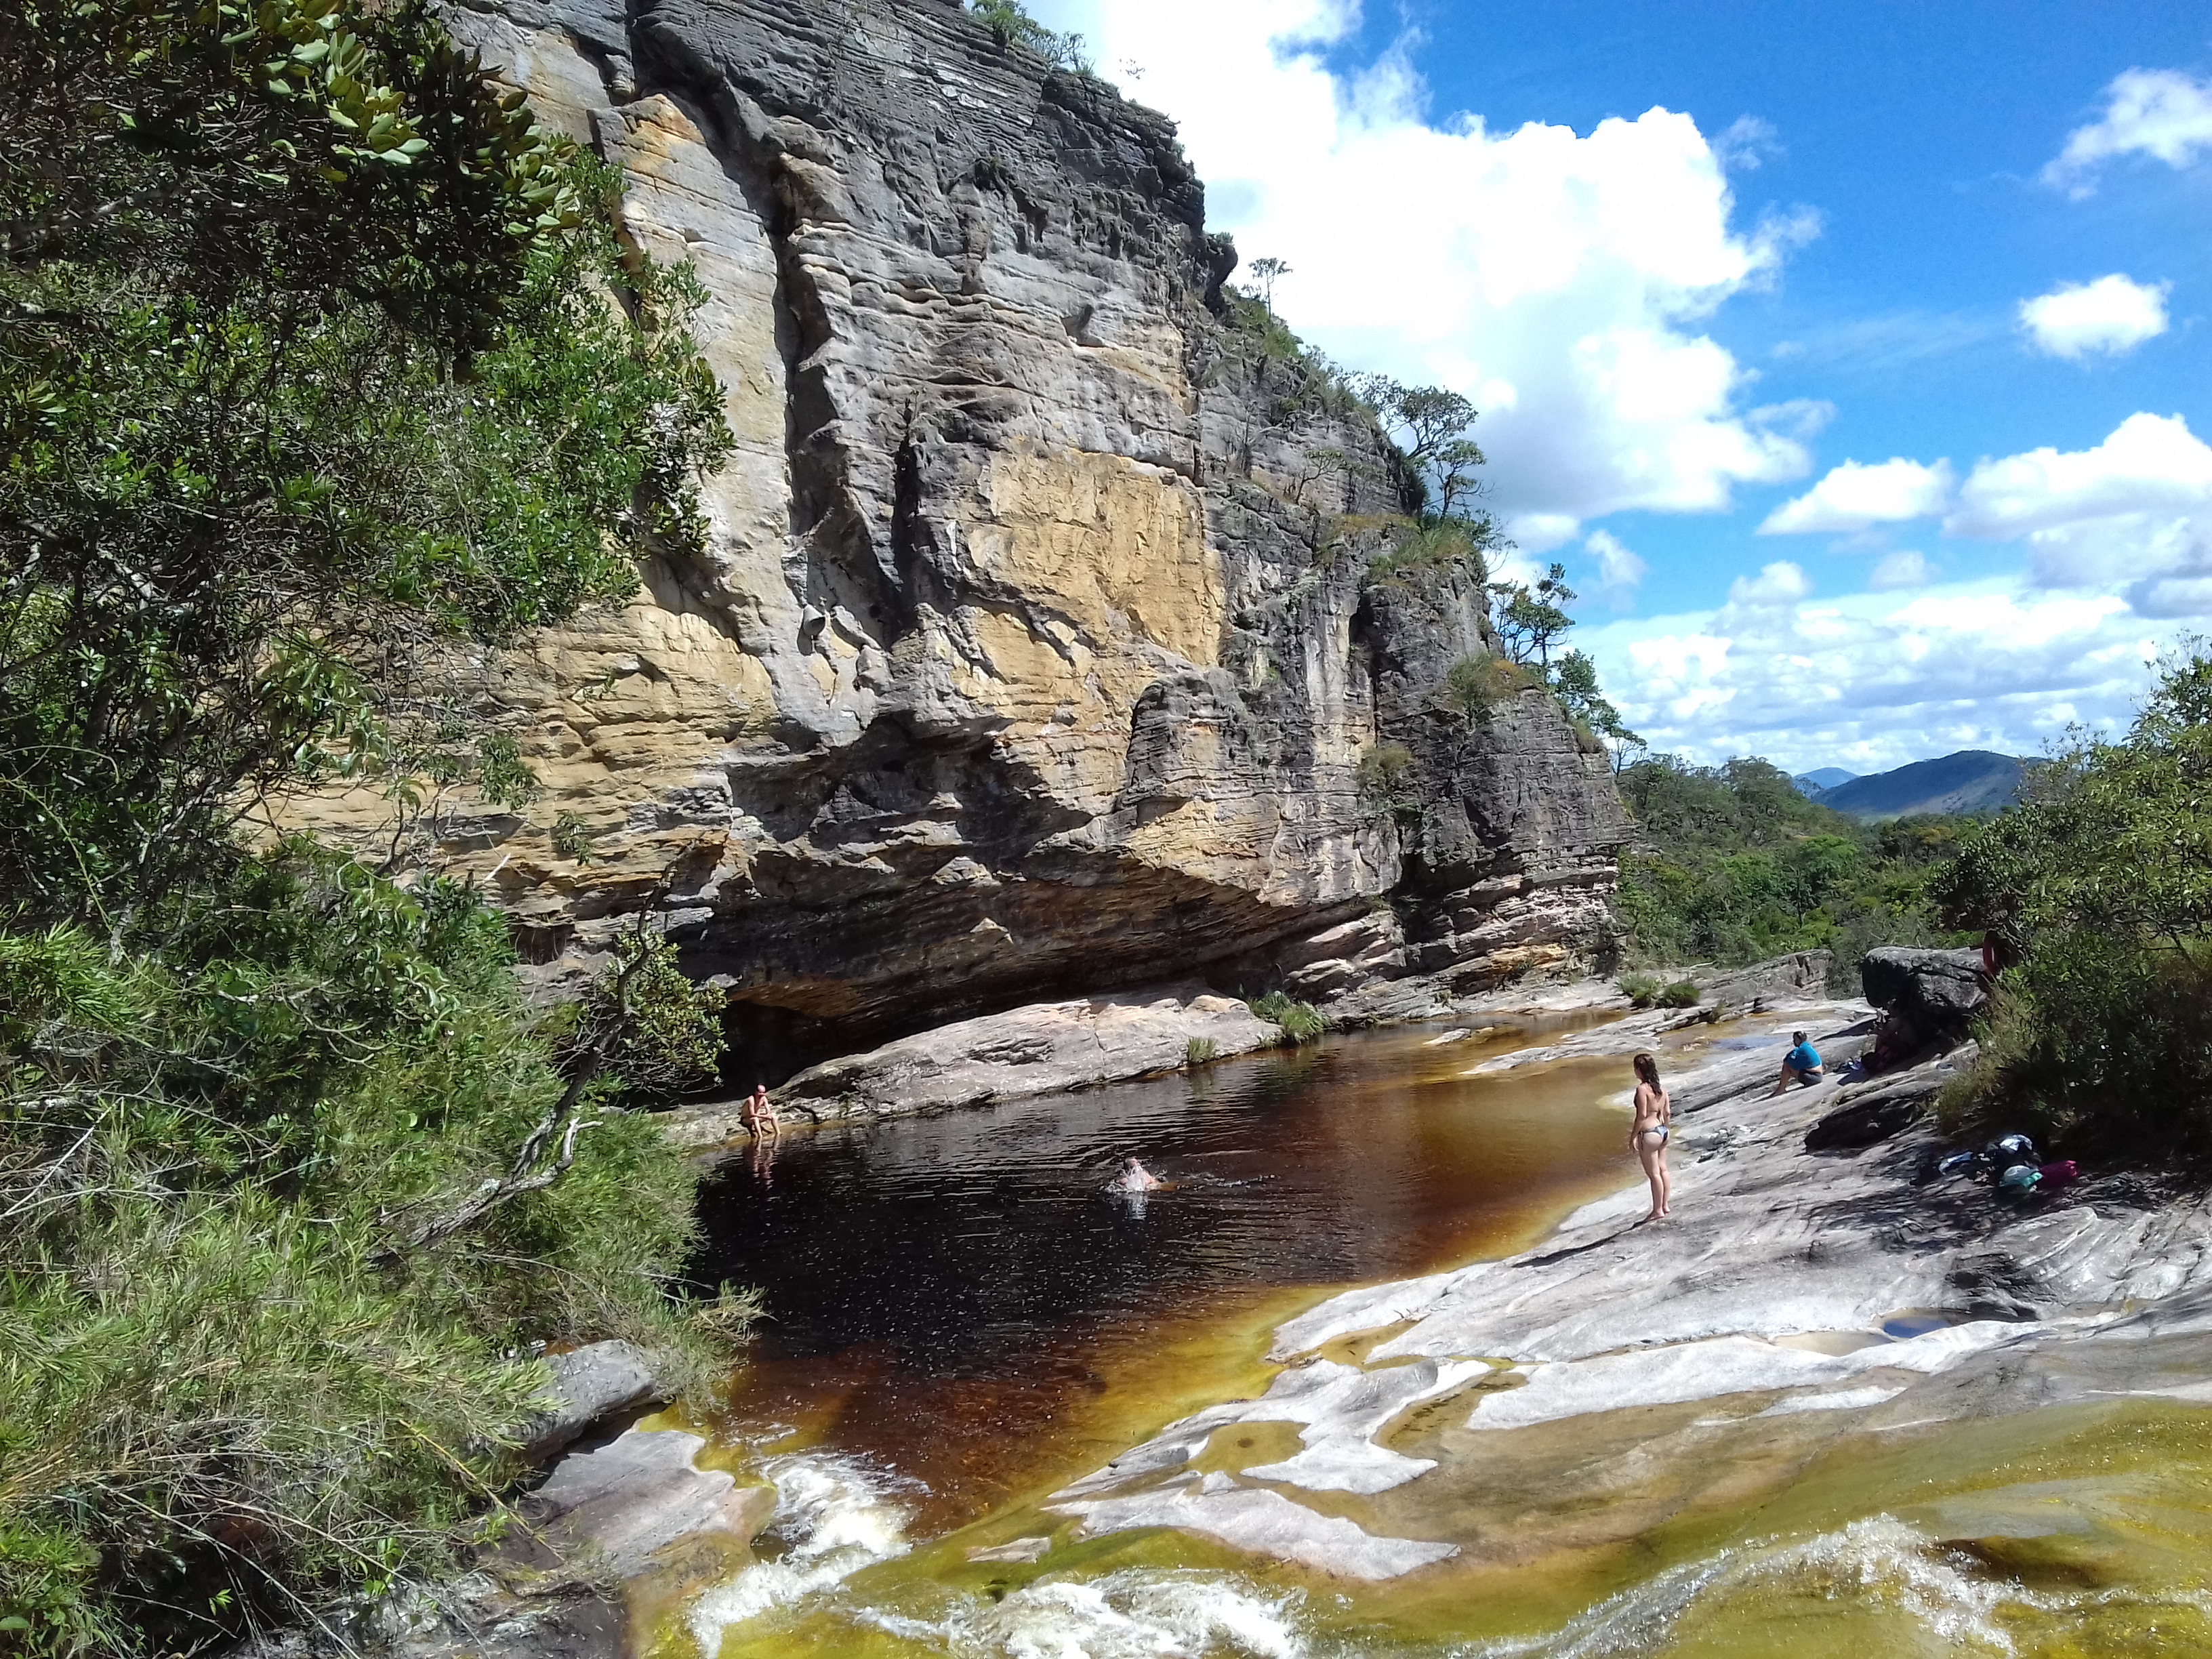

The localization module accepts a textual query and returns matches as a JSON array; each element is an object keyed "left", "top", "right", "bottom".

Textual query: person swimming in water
[
  {"left": 1630, "top": 1051, "right": 1671, "bottom": 1223},
  {"left": 1114, "top": 1155, "right": 1164, "bottom": 1192}
]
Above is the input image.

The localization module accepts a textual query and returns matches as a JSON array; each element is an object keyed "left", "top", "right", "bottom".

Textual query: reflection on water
[
  {"left": 672, "top": 1019, "right": 2212, "bottom": 1659},
  {"left": 687, "top": 1019, "right": 1629, "bottom": 1530}
]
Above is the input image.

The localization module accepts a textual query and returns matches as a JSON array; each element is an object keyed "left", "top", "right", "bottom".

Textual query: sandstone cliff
[{"left": 302, "top": 0, "right": 1629, "bottom": 1080}]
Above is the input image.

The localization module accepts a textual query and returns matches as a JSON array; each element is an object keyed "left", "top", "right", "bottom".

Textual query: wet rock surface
[
  {"left": 1044, "top": 1002, "right": 2212, "bottom": 1580},
  {"left": 288, "top": 0, "right": 1627, "bottom": 1078},
  {"left": 516, "top": 1340, "right": 672, "bottom": 1461}
]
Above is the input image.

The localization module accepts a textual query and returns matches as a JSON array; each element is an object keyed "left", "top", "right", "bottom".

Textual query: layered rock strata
[{"left": 299, "top": 0, "right": 1627, "bottom": 1079}]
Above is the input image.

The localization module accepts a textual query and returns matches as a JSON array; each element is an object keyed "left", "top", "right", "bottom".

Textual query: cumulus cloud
[
  {"left": 1033, "top": 0, "right": 1816, "bottom": 546},
  {"left": 1727, "top": 560, "right": 1811, "bottom": 605},
  {"left": 1868, "top": 550, "right": 1935, "bottom": 590},
  {"left": 1758, "top": 457, "right": 1954, "bottom": 534},
  {"left": 2019, "top": 274, "right": 2171, "bottom": 359},
  {"left": 2045, "top": 68, "right": 2212, "bottom": 197},
  {"left": 1946, "top": 413, "right": 2212, "bottom": 617},
  {"left": 1584, "top": 528, "right": 1648, "bottom": 606},
  {"left": 1583, "top": 579, "right": 2156, "bottom": 769}
]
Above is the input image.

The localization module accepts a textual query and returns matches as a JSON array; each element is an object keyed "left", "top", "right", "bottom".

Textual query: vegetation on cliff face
[
  {"left": 1616, "top": 757, "right": 1967, "bottom": 984},
  {"left": 0, "top": 1, "right": 733, "bottom": 1649},
  {"left": 1937, "top": 653, "right": 2212, "bottom": 1157}
]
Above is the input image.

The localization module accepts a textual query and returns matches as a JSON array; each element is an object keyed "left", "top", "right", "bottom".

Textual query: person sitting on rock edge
[
  {"left": 741, "top": 1081, "right": 780, "bottom": 1139},
  {"left": 1772, "top": 1031, "right": 1824, "bottom": 1094}
]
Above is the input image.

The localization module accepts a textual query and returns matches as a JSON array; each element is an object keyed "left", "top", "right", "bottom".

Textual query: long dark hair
[{"left": 1633, "top": 1051, "right": 1661, "bottom": 1089}]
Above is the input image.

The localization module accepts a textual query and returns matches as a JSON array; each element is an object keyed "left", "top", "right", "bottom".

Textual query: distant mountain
[
  {"left": 1792, "top": 767, "right": 1858, "bottom": 795},
  {"left": 1809, "top": 750, "right": 2028, "bottom": 819}
]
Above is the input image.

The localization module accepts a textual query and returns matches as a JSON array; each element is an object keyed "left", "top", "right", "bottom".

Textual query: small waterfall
[
  {"left": 685, "top": 1451, "right": 916, "bottom": 1650},
  {"left": 859, "top": 1567, "right": 1307, "bottom": 1658}
]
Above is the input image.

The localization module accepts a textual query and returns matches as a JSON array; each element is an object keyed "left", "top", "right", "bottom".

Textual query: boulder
[
  {"left": 775, "top": 983, "right": 1282, "bottom": 1117},
  {"left": 1805, "top": 1087, "right": 1931, "bottom": 1151},
  {"left": 1860, "top": 947, "right": 1988, "bottom": 1035},
  {"left": 516, "top": 1340, "right": 668, "bottom": 1462},
  {"left": 522, "top": 1427, "right": 775, "bottom": 1581}
]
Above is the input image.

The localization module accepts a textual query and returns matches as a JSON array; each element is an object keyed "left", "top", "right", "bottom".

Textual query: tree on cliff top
[{"left": 1, "top": 1, "right": 736, "bottom": 1648}]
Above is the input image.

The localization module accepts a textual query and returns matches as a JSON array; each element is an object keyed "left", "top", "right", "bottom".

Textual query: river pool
[{"left": 643, "top": 1018, "right": 2212, "bottom": 1659}]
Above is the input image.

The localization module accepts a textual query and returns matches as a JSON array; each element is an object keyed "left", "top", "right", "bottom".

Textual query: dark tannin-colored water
[{"left": 687, "top": 1017, "right": 1629, "bottom": 1531}]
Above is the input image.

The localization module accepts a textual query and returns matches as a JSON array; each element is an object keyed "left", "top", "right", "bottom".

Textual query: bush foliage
[
  {"left": 1247, "top": 991, "right": 1326, "bottom": 1045},
  {"left": 1616, "top": 757, "right": 1967, "bottom": 985},
  {"left": 1936, "top": 653, "right": 2212, "bottom": 1157},
  {"left": 0, "top": 0, "right": 735, "bottom": 1647}
]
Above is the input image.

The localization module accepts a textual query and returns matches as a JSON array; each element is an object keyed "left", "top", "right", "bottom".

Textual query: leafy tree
[
  {"left": 2, "top": 3, "right": 729, "bottom": 926},
  {"left": 1246, "top": 255, "right": 1292, "bottom": 315},
  {"left": 1355, "top": 376, "right": 1489, "bottom": 520},
  {"left": 1490, "top": 562, "right": 1578, "bottom": 670},
  {"left": 0, "top": 0, "right": 739, "bottom": 1646},
  {"left": 1615, "top": 756, "right": 1965, "bottom": 985},
  {"left": 1550, "top": 649, "right": 1643, "bottom": 766},
  {"left": 1936, "top": 652, "right": 2212, "bottom": 1154},
  {"left": 968, "top": 0, "right": 1089, "bottom": 68}
]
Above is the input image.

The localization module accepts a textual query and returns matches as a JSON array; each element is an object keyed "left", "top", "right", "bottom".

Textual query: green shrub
[
  {"left": 1437, "top": 653, "right": 1538, "bottom": 721},
  {"left": 1932, "top": 653, "right": 2212, "bottom": 1158},
  {"left": 1368, "top": 520, "right": 1489, "bottom": 586},
  {"left": 1618, "top": 971, "right": 1664, "bottom": 1008},
  {"left": 1247, "top": 991, "right": 1326, "bottom": 1045},
  {"left": 0, "top": 857, "right": 722, "bottom": 1652},
  {"left": 1657, "top": 979, "right": 1701, "bottom": 1008},
  {"left": 1185, "top": 1037, "right": 1218, "bottom": 1066},
  {"left": 1355, "top": 743, "right": 1420, "bottom": 819}
]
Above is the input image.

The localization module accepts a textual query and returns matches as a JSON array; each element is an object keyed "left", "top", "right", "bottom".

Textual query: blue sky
[{"left": 1029, "top": 0, "right": 2212, "bottom": 770}]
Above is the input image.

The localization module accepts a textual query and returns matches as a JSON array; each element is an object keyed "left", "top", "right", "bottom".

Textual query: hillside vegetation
[
  {"left": 1616, "top": 756, "right": 1969, "bottom": 983},
  {"left": 0, "top": 2, "right": 739, "bottom": 1650},
  {"left": 1938, "top": 654, "right": 2212, "bottom": 1158}
]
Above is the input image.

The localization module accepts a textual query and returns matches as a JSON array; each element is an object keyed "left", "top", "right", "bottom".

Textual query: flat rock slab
[
  {"left": 516, "top": 1340, "right": 669, "bottom": 1461},
  {"left": 524, "top": 1428, "right": 774, "bottom": 1581},
  {"left": 775, "top": 983, "right": 1281, "bottom": 1117},
  {"left": 1045, "top": 1004, "right": 2212, "bottom": 1581}
]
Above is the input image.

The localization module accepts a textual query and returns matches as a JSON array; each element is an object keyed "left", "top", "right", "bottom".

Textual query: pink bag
[{"left": 2039, "top": 1160, "right": 2080, "bottom": 1191}]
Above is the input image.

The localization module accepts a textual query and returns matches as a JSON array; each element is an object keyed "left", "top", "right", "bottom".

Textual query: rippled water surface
[
  {"left": 659, "top": 1019, "right": 2212, "bottom": 1659},
  {"left": 687, "top": 1017, "right": 1629, "bottom": 1530}
]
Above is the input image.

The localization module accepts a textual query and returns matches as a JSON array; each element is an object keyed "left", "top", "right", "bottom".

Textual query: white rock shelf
[{"left": 1042, "top": 1006, "right": 2212, "bottom": 1581}]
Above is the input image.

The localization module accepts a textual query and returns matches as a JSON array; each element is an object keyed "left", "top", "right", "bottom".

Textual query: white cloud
[
  {"left": 1584, "top": 528, "right": 1647, "bottom": 605},
  {"left": 1584, "top": 578, "right": 2158, "bottom": 769},
  {"left": 1869, "top": 550, "right": 1935, "bottom": 590},
  {"left": 1727, "top": 560, "right": 1811, "bottom": 605},
  {"left": 1758, "top": 457, "right": 1954, "bottom": 534},
  {"left": 2019, "top": 274, "right": 2171, "bottom": 359},
  {"left": 2045, "top": 68, "right": 2212, "bottom": 197},
  {"left": 1945, "top": 413, "right": 2212, "bottom": 619},
  {"left": 1033, "top": 0, "right": 1815, "bottom": 545}
]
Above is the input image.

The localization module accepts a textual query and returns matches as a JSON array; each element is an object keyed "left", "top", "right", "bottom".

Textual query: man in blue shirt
[{"left": 1772, "top": 1029, "right": 1823, "bottom": 1094}]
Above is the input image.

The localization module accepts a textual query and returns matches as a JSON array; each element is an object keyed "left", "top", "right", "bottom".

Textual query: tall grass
[{"left": 0, "top": 855, "right": 716, "bottom": 1653}]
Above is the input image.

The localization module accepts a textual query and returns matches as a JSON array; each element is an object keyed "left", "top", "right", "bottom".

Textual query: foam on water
[
  {"left": 1462, "top": 1513, "right": 2212, "bottom": 1658},
  {"left": 685, "top": 1451, "right": 915, "bottom": 1651},
  {"left": 861, "top": 1567, "right": 1307, "bottom": 1659}
]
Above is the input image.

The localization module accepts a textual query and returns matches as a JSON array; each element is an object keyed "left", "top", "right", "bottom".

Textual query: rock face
[
  {"left": 292, "top": 0, "right": 1626, "bottom": 1080},
  {"left": 1861, "top": 945, "right": 1988, "bottom": 1038},
  {"left": 772, "top": 981, "right": 1282, "bottom": 1117}
]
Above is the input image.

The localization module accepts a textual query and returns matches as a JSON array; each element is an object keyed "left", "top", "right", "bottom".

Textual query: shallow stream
[{"left": 649, "top": 1019, "right": 2212, "bottom": 1658}]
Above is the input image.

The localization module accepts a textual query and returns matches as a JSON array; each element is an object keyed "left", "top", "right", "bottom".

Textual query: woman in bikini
[{"left": 1630, "top": 1051, "right": 1671, "bottom": 1223}]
